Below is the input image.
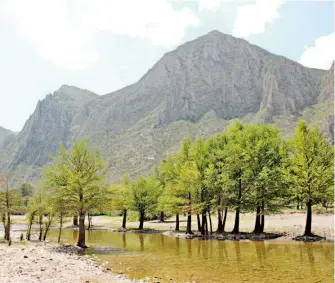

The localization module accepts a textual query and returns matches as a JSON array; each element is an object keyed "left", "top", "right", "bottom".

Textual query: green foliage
[
  {"left": 288, "top": 120, "right": 334, "bottom": 206},
  {"left": 43, "top": 140, "right": 108, "bottom": 215},
  {"left": 19, "top": 183, "right": 34, "bottom": 207},
  {"left": 129, "top": 176, "right": 163, "bottom": 216},
  {"left": 109, "top": 174, "right": 131, "bottom": 211},
  {"left": 42, "top": 140, "right": 108, "bottom": 246},
  {"left": 8, "top": 120, "right": 332, "bottom": 238}
]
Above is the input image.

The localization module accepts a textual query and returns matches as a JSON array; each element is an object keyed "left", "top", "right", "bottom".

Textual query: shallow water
[{"left": 47, "top": 229, "right": 334, "bottom": 283}]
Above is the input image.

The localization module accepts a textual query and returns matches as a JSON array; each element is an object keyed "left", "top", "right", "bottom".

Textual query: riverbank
[
  {"left": 5, "top": 210, "right": 334, "bottom": 241},
  {"left": 0, "top": 241, "right": 144, "bottom": 283},
  {"left": 87, "top": 211, "right": 335, "bottom": 241}
]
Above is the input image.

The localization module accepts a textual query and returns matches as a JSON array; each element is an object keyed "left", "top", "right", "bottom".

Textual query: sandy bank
[{"left": 0, "top": 242, "right": 144, "bottom": 283}]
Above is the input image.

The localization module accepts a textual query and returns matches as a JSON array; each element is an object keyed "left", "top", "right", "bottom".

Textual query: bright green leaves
[
  {"left": 288, "top": 120, "right": 334, "bottom": 205},
  {"left": 43, "top": 140, "right": 107, "bottom": 215}
]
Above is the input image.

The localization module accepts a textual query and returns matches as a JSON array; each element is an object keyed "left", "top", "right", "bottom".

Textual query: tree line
[{"left": 0, "top": 120, "right": 333, "bottom": 248}]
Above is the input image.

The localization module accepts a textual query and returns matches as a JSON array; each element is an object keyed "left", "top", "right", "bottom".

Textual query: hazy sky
[{"left": 0, "top": 0, "right": 334, "bottom": 132}]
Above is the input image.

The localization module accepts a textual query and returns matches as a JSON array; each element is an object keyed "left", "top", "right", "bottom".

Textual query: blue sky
[{"left": 0, "top": 0, "right": 334, "bottom": 132}]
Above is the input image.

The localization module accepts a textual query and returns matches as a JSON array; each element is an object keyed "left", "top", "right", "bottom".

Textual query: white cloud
[
  {"left": 1, "top": 0, "right": 97, "bottom": 71},
  {"left": 299, "top": 33, "right": 335, "bottom": 70},
  {"left": 0, "top": 0, "right": 199, "bottom": 71},
  {"left": 233, "top": 0, "right": 284, "bottom": 38}
]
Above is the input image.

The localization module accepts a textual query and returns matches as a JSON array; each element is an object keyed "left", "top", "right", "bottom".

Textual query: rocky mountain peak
[{"left": 0, "top": 31, "right": 333, "bottom": 186}]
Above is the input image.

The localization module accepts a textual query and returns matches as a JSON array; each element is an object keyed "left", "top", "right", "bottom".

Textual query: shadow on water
[{"left": 46, "top": 229, "right": 334, "bottom": 283}]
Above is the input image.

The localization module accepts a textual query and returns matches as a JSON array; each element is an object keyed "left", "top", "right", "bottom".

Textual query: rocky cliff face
[{"left": 0, "top": 31, "right": 333, "bottom": 186}]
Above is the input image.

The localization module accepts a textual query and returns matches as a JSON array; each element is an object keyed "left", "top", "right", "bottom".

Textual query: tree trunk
[
  {"left": 217, "top": 208, "right": 223, "bottom": 233},
  {"left": 38, "top": 214, "right": 43, "bottom": 241},
  {"left": 208, "top": 209, "right": 213, "bottom": 234},
  {"left": 122, "top": 208, "right": 127, "bottom": 229},
  {"left": 260, "top": 201, "right": 265, "bottom": 233},
  {"left": 253, "top": 205, "right": 261, "bottom": 234},
  {"left": 4, "top": 213, "right": 10, "bottom": 241},
  {"left": 26, "top": 213, "right": 34, "bottom": 241},
  {"left": 232, "top": 207, "right": 240, "bottom": 234},
  {"left": 58, "top": 212, "right": 63, "bottom": 243},
  {"left": 186, "top": 192, "right": 193, "bottom": 234},
  {"left": 232, "top": 177, "right": 242, "bottom": 234},
  {"left": 159, "top": 211, "right": 165, "bottom": 222},
  {"left": 216, "top": 208, "right": 223, "bottom": 234},
  {"left": 201, "top": 210, "right": 208, "bottom": 236},
  {"left": 197, "top": 214, "right": 201, "bottom": 232},
  {"left": 43, "top": 216, "right": 52, "bottom": 241},
  {"left": 222, "top": 206, "right": 228, "bottom": 232},
  {"left": 138, "top": 211, "right": 145, "bottom": 230},
  {"left": 77, "top": 212, "right": 87, "bottom": 248},
  {"left": 304, "top": 200, "right": 313, "bottom": 236},
  {"left": 73, "top": 214, "right": 78, "bottom": 226},
  {"left": 217, "top": 191, "right": 223, "bottom": 233},
  {"left": 175, "top": 213, "right": 180, "bottom": 231}
]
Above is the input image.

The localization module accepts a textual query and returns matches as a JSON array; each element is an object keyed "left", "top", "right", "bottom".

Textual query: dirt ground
[{"left": 0, "top": 241, "right": 144, "bottom": 283}]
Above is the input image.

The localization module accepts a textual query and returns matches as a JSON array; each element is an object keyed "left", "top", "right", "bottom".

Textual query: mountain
[
  {"left": 0, "top": 126, "right": 15, "bottom": 149},
  {"left": 0, "top": 30, "right": 333, "bottom": 186}
]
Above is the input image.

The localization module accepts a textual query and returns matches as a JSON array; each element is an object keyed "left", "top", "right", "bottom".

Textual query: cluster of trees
[
  {"left": 0, "top": 120, "right": 333, "bottom": 248},
  {"left": 0, "top": 178, "right": 33, "bottom": 241},
  {"left": 112, "top": 120, "right": 333, "bottom": 238}
]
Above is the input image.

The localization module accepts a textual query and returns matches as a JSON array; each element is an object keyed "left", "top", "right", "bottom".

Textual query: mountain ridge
[{"left": 0, "top": 30, "right": 333, "bottom": 186}]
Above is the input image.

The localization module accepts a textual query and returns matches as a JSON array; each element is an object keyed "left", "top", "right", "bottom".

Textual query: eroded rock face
[{"left": 0, "top": 31, "right": 333, "bottom": 185}]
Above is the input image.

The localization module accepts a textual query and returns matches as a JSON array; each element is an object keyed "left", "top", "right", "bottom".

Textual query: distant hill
[{"left": 0, "top": 30, "right": 333, "bottom": 186}]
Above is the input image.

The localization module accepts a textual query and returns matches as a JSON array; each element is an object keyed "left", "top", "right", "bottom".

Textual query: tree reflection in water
[
  {"left": 44, "top": 229, "right": 333, "bottom": 283},
  {"left": 139, "top": 234, "right": 144, "bottom": 252},
  {"left": 122, "top": 232, "right": 126, "bottom": 249}
]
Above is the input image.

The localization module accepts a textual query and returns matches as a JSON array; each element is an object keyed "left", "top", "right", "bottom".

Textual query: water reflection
[
  {"left": 305, "top": 243, "right": 316, "bottom": 278},
  {"left": 254, "top": 241, "right": 265, "bottom": 265},
  {"left": 139, "top": 234, "right": 144, "bottom": 252},
  {"left": 175, "top": 238, "right": 180, "bottom": 256},
  {"left": 72, "top": 229, "right": 78, "bottom": 242},
  {"left": 186, "top": 239, "right": 192, "bottom": 258},
  {"left": 122, "top": 233, "right": 126, "bottom": 249},
  {"left": 46, "top": 230, "right": 334, "bottom": 283}
]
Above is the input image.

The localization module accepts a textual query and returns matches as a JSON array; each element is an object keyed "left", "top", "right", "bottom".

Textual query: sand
[{"left": 0, "top": 242, "right": 144, "bottom": 283}]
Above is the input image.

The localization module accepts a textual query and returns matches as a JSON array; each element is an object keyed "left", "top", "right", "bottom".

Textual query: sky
[{"left": 0, "top": 0, "right": 334, "bottom": 132}]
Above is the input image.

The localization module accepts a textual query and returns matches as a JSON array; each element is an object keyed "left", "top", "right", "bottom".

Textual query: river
[{"left": 47, "top": 229, "right": 334, "bottom": 283}]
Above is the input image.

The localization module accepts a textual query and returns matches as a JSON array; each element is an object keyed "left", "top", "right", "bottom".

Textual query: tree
[
  {"left": 177, "top": 138, "right": 196, "bottom": 235},
  {"left": 19, "top": 183, "right": 34, "bottom": 207},
  {"left": 221, "top": 121, "right": 252, "bottom": 234},
  {"left": 0, "top": 174, "right": 21, "bottom": 241},
  {"left": 241, "top": 124, "right": 287, "bottom": 234},
  {"left": 44, "top": 140, "right": 107, "bottom": 248},
  {"left": 129, "top": 176, "right": 162, "bottom": 230},
  {"left": 204, "top": 133, "right": 229, "bottom": 233},
  {"left": 110, "top": 174, "right": 131, "bottom": 229},
  {"left": 177, "top": 160, "right": 201, "bottom": 234},
  {"left": 288, "top": 120, "right": 334, "bottom": 236},
  {"left": 156, "top": 154, "right": 187, "bottom": 231},
  {"left": 25, "top": 188, "right": 46, "bottom": 241},
  {"left": 190, "top": 137, "right": 210, "bottom": 235}
]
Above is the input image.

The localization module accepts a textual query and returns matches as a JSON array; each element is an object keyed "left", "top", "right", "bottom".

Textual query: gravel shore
[{"left": 0, "top": 242, "right": 144, "bottom": 283}]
